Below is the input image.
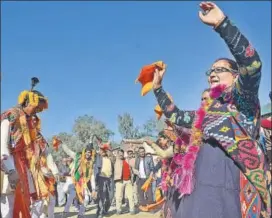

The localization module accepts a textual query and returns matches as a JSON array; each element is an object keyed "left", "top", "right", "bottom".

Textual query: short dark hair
[
  {"left": 119, "top": 149, "right": 124, "bottom": 154},
  {"left": 215, "top": 58, "right": 239, "bottom": 72},
  {"left": 138, "top": 146, "right": 145, "bottom": 151},
  {"left": 127, "top": 150, "right": 133, "bottom": 154}
]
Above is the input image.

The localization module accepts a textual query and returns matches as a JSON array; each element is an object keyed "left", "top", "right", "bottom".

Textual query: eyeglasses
[{"left": 205, "top": 67, "right": 238, "bottom": 76}]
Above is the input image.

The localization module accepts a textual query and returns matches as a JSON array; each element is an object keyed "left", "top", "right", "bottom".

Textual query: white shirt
[
  {"left": 139, "top": 159, "right": 146, "bottom": 179},
  {"left": 1, "top": 119, "right": 15, "bottom": 173}
]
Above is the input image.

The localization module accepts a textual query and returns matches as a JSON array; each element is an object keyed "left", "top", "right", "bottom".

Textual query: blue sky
[{"left": 1, "top": 1, "right": 271, "bottom": 142}]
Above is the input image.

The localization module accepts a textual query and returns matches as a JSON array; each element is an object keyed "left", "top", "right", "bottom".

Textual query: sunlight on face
[{"left": 208, "top": 60, "right": 236, "bottom": 88}]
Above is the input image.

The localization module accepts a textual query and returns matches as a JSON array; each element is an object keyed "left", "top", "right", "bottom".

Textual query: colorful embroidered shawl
[{"left": 1, "top": 107, "right": 32, "bottom": 218}]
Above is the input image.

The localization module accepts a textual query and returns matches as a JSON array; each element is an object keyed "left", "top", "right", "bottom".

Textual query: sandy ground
[{"left": 54, "top": 204, "right": 160, "bottom": 218}]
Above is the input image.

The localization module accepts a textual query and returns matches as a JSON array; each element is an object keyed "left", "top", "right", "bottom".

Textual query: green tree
[
  {"left": 141, "top": 117, "right": 165, "bottom": 137},
  {"left": 49, "top": 114, "right": 114, "bottom": 165},
  {"left": 73, "top": 115, "right": 114, "bottom": 147},
  {"left": 118, "top": 113, "right": 140, "bottom": 139}
]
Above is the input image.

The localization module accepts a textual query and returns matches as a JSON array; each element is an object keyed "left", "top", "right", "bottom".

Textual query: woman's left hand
[{"left": 198, "top": 2, "right": 225, "bottom": 27}]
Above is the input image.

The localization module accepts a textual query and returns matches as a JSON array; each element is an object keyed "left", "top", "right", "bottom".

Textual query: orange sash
[{"left": 11, "top": 139, "right": 31, "bottom": 218}]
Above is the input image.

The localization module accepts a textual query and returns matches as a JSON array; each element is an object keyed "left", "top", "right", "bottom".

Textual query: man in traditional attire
[
  {"left": 56, "top": 139, "right": 97, "bottom": 218},
  {"left": 1, "top": 77, "right": 49, "bottom": 218},
  {"left": 28, "top": 116, "right": 60, "bottom": 218}
]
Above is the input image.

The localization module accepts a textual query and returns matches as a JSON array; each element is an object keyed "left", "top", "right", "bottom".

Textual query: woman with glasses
[{"left": 149, "top": 2, "right": 270, "bottom": 218}]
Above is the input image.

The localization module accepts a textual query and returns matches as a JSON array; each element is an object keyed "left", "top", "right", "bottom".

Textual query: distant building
[{"left": 121, "top": 138, "right": 156, "bottom": 156}]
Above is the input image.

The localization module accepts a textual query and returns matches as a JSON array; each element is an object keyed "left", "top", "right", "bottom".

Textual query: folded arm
[{"left": 154, "top": 87, "right": 195, "bottom": 128}]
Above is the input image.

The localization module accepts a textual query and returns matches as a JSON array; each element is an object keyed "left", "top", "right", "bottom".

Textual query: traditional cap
[{"left": 18, "top": 77, "right": 48, "bottom": 113}]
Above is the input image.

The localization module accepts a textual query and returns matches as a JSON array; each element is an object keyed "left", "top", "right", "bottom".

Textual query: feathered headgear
[{"left": 18, "top": 77, "right": 48, "bottom": 113}]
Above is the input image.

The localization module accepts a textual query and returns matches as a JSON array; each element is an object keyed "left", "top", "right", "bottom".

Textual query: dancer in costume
[
  {"left": 56, "top": 137, "right": 97, "bottom": 218},
  {"left": 28, "top": 115, "right": 60, "bottom": 218},
  {"left": 1, "top": 77, "right": 49, "bottom": 218},
  {"left": 150, "top": 2, "right": 271, "bottom": 217}
]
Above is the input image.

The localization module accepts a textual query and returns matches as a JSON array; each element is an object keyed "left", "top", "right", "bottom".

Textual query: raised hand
[
  {"left": 198, "top": 2, "right": 225, "bottom": 27},
  {"left": 52, "top": 136, "right": 62, "bottom": 151},
  {"left": 153, "top": 67, "right": 166, "bottom": 90}
]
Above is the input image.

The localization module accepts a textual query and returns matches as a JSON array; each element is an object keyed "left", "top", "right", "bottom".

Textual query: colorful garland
[{"left": 172, "top": 85, "right": 226, "bottom": 198}]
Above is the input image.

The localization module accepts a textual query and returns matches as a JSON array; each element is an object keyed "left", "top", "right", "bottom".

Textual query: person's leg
[
  {"left": 125, "top": 181, "right": 135, "bottom": 213},
  {"left": 31, "top": 199, "right": 45, "bottom": 218},
  {"left": 96, "top": 177, "right": 105, "bottom": 217},
  {"left": 78, "top": 188, "right": 90, "bottom": 216},
  {"left": 64, "top": 187, "right": 76, "bottom": 212},
  {"left": 57, "top": 182, "right": 66, "bottom": 206},
  {"left": 0, "top": 195, "right": 14, "bottom": 218},
  {"left": 48, "top": 195, "right": 56, "bottom": 218},
  {"left": 137, "top": 179, "right": 146, "bottom": 206},
  {"left": 147, "top": 182, "right": 155, "bottom": 205},
  {"left": 83, "top": 188, "right": 90, "bottom": 207},
  {"left": 115, "top": 181, "right": 124, "bottom": 213},
  {"left": 104, "top": 178, "right": 112, "bottom": 214},
  {"left": 152, "top": 181, "right": 157, "bottom": 202},
  {"left": 133, "top": 181, "right": 139, "bottom": 206},
  {"left": 78, "top": 204, "right": 85, "bottom": 216}
]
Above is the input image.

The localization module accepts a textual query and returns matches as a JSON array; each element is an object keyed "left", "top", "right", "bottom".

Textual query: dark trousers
[
  {"left": 96, "top": 176, "right": 113, "bottom": 216},
  {"left": 137, "top": 178, "right": 154, "bottom": 206}
]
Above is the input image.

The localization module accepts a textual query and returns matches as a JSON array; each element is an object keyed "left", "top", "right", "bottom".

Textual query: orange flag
[
  {"left": 154, "top": 93, "right": 173, "bottom": 120},
  {"left": 52, "top": 136, "right": 61, "bottom": 151},
  {"left": 135, "top": 61, "right": 166, "bottom": 96},
  {"left": 141, "top": 176, "right": 153, "bottom": 192}
]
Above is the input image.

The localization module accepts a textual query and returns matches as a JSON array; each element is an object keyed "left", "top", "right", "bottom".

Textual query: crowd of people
[{"left": 1, "top": 2, "right": 271, "bottom": 218}]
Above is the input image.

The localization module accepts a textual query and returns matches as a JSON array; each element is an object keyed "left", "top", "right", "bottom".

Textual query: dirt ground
[{"left": 54, "top": 204, "right": 160, "bottom": 218}]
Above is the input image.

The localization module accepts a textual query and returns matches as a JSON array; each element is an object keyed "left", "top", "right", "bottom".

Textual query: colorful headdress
[{"left": 18, "top": 77, "right": 48, "bottom": 113}]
